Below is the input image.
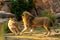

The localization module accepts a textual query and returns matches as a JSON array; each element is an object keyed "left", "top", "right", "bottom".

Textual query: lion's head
[
  {"left": 21, "top": 11, "right": 35, "bottom": 27},
  {"left": 22, "top": 11, "right": 34, "bottom": 19},
  {"left": 22, "top": 11, "right": 34, "bottom": 21}
]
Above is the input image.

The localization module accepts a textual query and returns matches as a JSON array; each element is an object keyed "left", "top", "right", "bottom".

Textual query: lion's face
[
  {"left": 22, "top": 13, "right": 29, "bottom": 20},
  {"left": 22, "top": 11, "right": 34, "bottom": 20},
  {"left": 21, "top": 11, "right": 34, "bottom": 27},
  {"left": 22, "top": 12, "right": 30, "bottom": 25},
  {"left": 9, "top": 17, "right": 16, "bottom": 21}
]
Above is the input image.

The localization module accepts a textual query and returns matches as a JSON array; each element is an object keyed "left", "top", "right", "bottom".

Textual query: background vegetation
[{"left": 10, "top": 0, "right": 34, "bottom": 21}]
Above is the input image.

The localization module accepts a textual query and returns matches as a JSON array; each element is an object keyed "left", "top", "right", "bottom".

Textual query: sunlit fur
[
  {"left": 21, "top": 11, "right": 55, "bottom": 36},
  {"left": 8, "top": 17, "right": 22, "bottom": 35}
]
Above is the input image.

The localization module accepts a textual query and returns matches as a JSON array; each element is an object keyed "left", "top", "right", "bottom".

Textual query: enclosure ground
[{"left": 4, "top": 29, "right": 60, "bottom": 40}]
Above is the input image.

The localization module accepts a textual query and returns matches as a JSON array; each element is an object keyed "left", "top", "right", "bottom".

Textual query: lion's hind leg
[
  {"left": 43, "top": 26, "right": 51, "bottom": 36},
  {"left": 10, "top": 28, "right": 18, "bottom": 35}
]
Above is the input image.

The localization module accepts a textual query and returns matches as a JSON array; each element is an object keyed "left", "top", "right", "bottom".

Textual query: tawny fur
[
  {"left": 20, "top": 11, "right": 55, "bottom": 36},
  {"left": 8, "top": 18, "right": 22, "bottom": 35}
]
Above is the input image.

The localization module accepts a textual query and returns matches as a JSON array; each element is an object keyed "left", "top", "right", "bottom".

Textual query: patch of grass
[
  {"left": 0, "top": 21, "right": 11, "bottom": 35},
  {"left": 3, "top": 22, "right": 11, "bottom": 33},
  {"left": 0, "top": 23, "right": 5, "bottom": 40},
  {"left": 0, "top": 24, "right": 4, "bottom": 36}
]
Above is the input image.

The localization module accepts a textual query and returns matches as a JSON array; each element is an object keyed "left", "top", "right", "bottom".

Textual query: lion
[
  {"left": 20, "top": 11, "right": 57, "bottom": 36},
  {"left": 8, "top": 17, "right": 22, "bottom": 35}
]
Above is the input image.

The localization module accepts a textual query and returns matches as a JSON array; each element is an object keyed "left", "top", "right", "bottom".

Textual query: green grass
[{"left": 0, "top": 23, "right": 4, "bottom": 40}]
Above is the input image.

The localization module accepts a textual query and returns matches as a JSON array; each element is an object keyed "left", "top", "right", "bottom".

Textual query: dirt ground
[{"left": 4, "top": 29, "right": 60, "bottom": 40}]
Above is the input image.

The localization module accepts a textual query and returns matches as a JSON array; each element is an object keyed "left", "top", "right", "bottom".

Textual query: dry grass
[{"left": 4, "top": 30, "right": 60, "bottom": 40}]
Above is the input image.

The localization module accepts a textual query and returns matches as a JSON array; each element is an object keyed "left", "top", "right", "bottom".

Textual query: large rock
[
  {"left": 0, "top": 11, "right": 15, "bottom": 18},
  {"left": 55, "top": 13, "right": 60, "bottom": 23},
  {"left": 55, "top": 13, "right": 60, "bottom": 18},
  {"left": 33, "top": 0, "right": 60, "bottom": 14}
]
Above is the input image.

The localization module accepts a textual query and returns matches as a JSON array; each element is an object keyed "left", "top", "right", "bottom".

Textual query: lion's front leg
[
  {"left": 10, "top": 28, "right": 18, "bottom": 35},
  {"left": 20, "top": 27, "right": 27, "bottom": 35}
]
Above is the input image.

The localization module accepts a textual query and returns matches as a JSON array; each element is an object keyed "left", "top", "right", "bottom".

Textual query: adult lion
[
  {"left": 20, "top": 11, "right": 57, "bottom": 36},
  {"left": 8, "top": 17, "right": 23, "bottom": 35}
]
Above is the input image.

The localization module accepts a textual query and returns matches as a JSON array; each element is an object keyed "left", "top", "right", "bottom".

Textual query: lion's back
[{"left": 32, "top": 17, "right": 53, "bottom": 27}]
